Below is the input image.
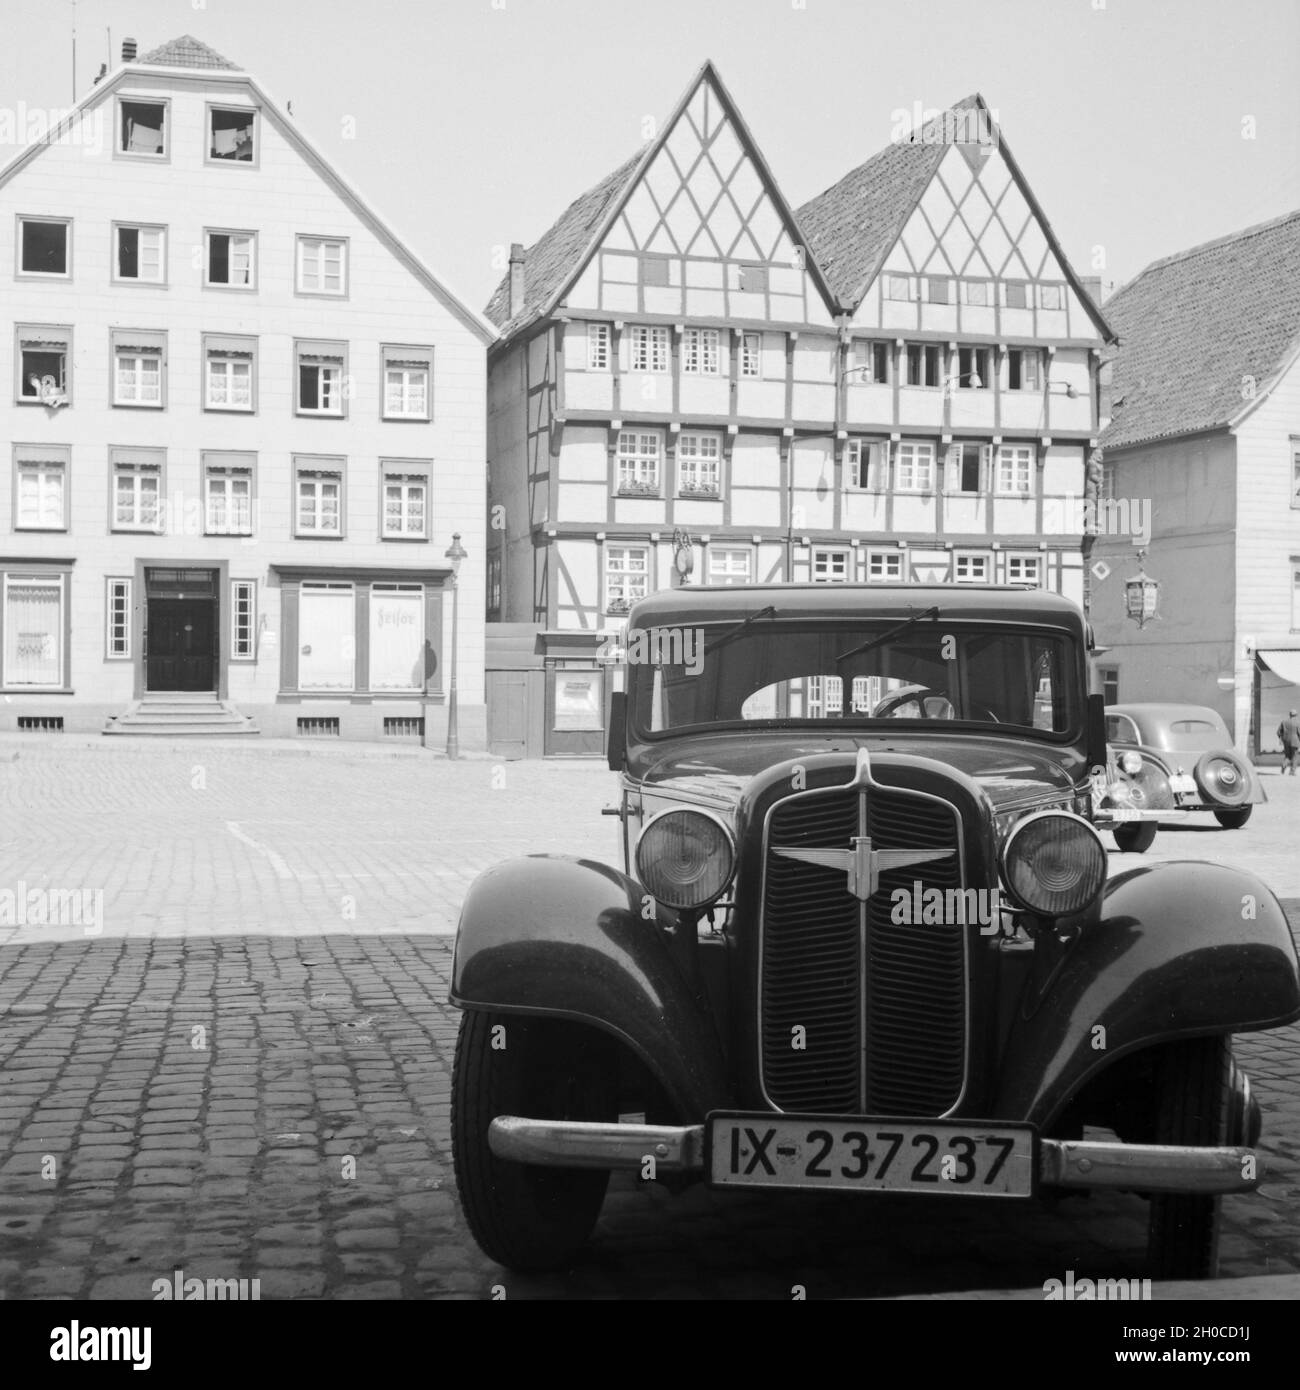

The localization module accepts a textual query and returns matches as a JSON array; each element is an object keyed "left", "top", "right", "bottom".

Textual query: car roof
[
  {"left": 1106, "top": 703, "right": 1225, "bottom": 724},
  {"left": 628, "top": 583, "right": 1087, "bottom": 630}
]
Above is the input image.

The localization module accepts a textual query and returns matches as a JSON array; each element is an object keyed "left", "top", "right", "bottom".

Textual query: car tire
[
  {"left": 1113, "top": 821, "right": 1158, "bottom": 853},
  {"left": 451, "top": 1010, "right": 614, "bottom": 1273},
  {"left": 1213, "top": 807, "right": 1252, "bottom": 829},
  {"left": 1146, "top": 1035, "right": 1231, "bottom": 1281}
]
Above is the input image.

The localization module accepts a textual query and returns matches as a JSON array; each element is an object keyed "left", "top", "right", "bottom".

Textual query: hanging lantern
[
  {"left": 672, "top": 528, "right": 695, "bottom": 584},
  {"left": 1124, "top": 550, "right": 1160, "bottom": 628}
]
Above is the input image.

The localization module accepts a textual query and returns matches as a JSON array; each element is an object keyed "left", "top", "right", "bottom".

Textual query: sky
[{"left": 2, "top": 0, "right": 1297, "bottom": 317}]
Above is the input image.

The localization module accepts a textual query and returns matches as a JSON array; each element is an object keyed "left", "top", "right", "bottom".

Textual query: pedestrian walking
[{"left": 1278, "top": 709, "right": 1300, "bottom": 774}]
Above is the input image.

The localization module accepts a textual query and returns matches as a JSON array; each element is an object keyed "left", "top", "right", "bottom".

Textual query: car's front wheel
[
  {"left": 452, "top": 1010, "right": 615, "bottom": 1272},
  {"left": 1113, "top": 821, "right": 1158, "bottom": 853},
  {"left": 1146, "top": 1035, "right": 1232, "bottom": 1280},
  {"left": 1213, "top": 807, "right": 1252, "bottom": 829}
]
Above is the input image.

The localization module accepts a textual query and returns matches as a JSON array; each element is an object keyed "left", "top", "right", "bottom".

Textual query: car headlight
[
  {"left": 1001, "top": 811, "right": 1106, "bottom": 916},
  {"left": 635, "top": 808, "right": 735, "bottom": 910},
  {"left": 1119, "top": 750, "right": 1143, "bottom": 776}
]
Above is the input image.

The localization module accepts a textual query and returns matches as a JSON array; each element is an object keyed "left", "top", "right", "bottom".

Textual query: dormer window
[
  {"left": 119, "top": 99, "right": 167, "bottom": 157},
  {"left": 208, "top": 107, "right": 256, "bottom": 163}
]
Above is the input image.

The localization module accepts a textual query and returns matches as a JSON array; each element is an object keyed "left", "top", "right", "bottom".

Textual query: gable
[{"left": 562, "top": 70, "right": 835, "bottom": 327}]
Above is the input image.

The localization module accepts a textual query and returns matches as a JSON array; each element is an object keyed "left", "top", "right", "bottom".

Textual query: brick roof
[
  {"left": 795, "top": 98, "right": 978, "bottom": 311},
  {"left": 1100, "top": 209, "right": 1300, "bottom": 451},
  {"left": 136, "top": 35, "right": 241, "bottom": 71},
  {"left": 484, "top": 148, "right": 644, "bottom": 336}
]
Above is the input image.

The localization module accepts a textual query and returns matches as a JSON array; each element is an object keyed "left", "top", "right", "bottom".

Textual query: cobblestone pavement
[{"left": 1, "top": 742, "right": 1298, "bottom": 1299}]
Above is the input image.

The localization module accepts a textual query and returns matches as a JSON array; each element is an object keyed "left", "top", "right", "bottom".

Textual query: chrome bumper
[{"left": 488, "top": 1117, "right": 1259, "bottom": 1194}]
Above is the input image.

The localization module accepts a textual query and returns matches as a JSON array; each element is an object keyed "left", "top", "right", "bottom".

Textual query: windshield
[{"left": 629, "top": 621, "right": 1081, "bottom": 739}]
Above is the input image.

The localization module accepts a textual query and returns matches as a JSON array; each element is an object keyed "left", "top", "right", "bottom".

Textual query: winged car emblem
[{"left": 772, "top": 836, "right": 954, "bottom": 902}]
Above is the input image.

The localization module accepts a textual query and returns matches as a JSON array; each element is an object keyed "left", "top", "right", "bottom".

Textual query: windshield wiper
[
  {"left": 704, "top": 605, "right": 777, "bottom": 655},
  {"left": 835, "top": 606, "right": 941, "bottom": 666}
]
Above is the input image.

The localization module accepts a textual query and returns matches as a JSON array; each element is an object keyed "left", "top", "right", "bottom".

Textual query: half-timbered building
[{"left": 484, "top": 64, "right": 1112, "bottom": 756}]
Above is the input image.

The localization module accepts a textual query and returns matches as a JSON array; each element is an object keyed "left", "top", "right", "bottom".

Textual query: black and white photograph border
[{"left": 0, "top": 0, "right": 1298, "bottom": 1327}]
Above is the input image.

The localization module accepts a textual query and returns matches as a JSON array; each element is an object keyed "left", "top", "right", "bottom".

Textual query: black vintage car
[{"left": 450, "top": 584, "right": 1300, "bottom": 1279}]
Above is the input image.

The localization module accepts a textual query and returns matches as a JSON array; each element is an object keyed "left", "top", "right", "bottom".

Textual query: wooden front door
[{"left": 146, "top": 596, "right": 217, "bottom": 691}]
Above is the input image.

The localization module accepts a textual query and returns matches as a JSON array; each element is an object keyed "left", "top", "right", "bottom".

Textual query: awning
[{"left": 1258, "top": 650, "right": 1300, "bottom": 684}]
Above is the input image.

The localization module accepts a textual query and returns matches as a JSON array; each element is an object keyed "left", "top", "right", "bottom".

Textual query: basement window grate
[
  {"left": 383, "top": 717, "right": 424, "bottom": 738},
  {"left": 296, "top": 716, "right": 340, "bottom": 737},
  {"left": 17, "top": 716, "right": 64, "bottom": 731}
]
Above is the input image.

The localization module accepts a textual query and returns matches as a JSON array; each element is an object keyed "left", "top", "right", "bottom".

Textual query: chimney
[
  {"left": 122, "top": 37, "right": 138, "bottom": 63},
  {"left": 508, "top": 243, "right": 526, "bottom": 318},
  {"left": 1080, "top": 274, "right": 1107, "bottom": 306}
]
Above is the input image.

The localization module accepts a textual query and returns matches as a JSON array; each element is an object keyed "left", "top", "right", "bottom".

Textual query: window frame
[
  {"left": 106, "top": 577, "right": 133, "bottom": 660},
  {"left": 13, "top": 444, "right": 70, "bottom": 532},
  {"left": 676, "top": 432, "right": 722, "bottom": 497},
  {"left": 995, "top": 442, "right": 1036, "bottom": 496},
  {"left": 883, "top": 273, "right": 914, "bottom": 302},
  {"left": 205, "top": 103, "right": 259, "bottom": 167},
  {"left": 605, "top": 543, "right": 651, "bottom": 613},
  {"left": 15, "top": 324, "right": 73, "bottom": 406},
  {"left": 295, "top": 340, "right": 349, "bottom": 418},
  {"left": 960, "top": 279, "right": 992, "bottom": 307},
  {"left": 1038, "top": 283, "right": 1065, "bottom": 310},
  {"left": 16, "top": 215, "right": 72, "bottom": 280},
  {"left": 1006, "top": 552, "right": 1044, "bottom": 587},
  {"left": 380, "top": 459, "right": 432, "bottom": 542},
  {"left": 681, "top": 327, "right": 723, "bottom": 376},
  {"left": 615, "top": 429, "right": 663, "bottom": 495},
  {"left": 955, "top": 345, "right": 991, "bottom": 390},
  {"left": 293, "top": 455, "right": 347, "bottom": 539},
  {"left": 739, "top": 332, "right": 762, "bottom": 379},
  {"left": 866, "top": 549, "right": 904, "bottom": 583},
  {"left": 1006, "top": 347, "right": 1043, "bottom": 392},
  {"left": 926, "top": 276, "right": 951, "bottom": 304},
  {"left": 116, "top": 96, "right": 170, "bottom": 161},
  {"left": 231, "top": 580, "right": 257, "bottom": 661},
  {"left": 953, "top": 551, "right": 992, "bottom": 584},
  {"left": 845, "top": 438, "right": 885, "bottom": 491},
  {"left": 629, "top": 325, "right": 670, "bottom": 373},
  {"left": 584, "top": 323, "right": 611, "bottom": 372},
  {"left": 850, "top": 339, "right": 890, "bottom": 385},
  {"left": 1003, "top": 280, "right": 1029, "bottom": 310},
  {"left": 707, "top": 546, "right": 753, "bottom": 586},
  {"left": 904, "top": 342, "right": 942, "bottom": 388},
  {"left": 295, "top": 234, "right": 349, "bottom": 298},
  {"left": 812, "top": 547, "right": 851, "bottom": 584},
  {"left": 109, "top": 448, "right": 165, "bottom": 534},
  {"left": 2, "top": 572, "right": 68, "bottom": 691},
  {"left": 110, "top": 328, "right": 167, "bottom": 410},
  {"left": 380, "top": 344, "right": 433, "bottom": 421},
  {"left": 112, "top": 221, "right": 167, "bottom": 286},
  {"left": 894, "top": 440, "right": 936, "bottom": 493},
  {"left": 947, "top": 441, "right": 991, "bottom": 495},
  {"left": 203, "top": 334, "right": 257, "bottom": 413},
  {"left": 203, "top": 453, "right": 256, "bottom": 537},
  {"left": 204, "top": 228, "right": 257, "bottom": 291}
]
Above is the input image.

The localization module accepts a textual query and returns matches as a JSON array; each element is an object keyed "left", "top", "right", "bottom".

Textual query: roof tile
[{"left": 136, "top": 35, "right": 240, "bottom": 71}]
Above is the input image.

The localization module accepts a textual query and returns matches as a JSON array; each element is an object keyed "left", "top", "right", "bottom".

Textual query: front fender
[
  {"left": 450, "top": 854, "right": 729, "bottom": 1120},
  {"left": 994, "top": 860, "right": 1300, "bottom": 1128}
]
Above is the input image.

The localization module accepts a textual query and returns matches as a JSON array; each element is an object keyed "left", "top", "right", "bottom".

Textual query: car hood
[{"left": 635, "top": 732, "right": 1082, "bottom": 811}]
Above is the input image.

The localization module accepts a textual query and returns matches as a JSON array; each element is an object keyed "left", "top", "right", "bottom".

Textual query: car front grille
[{"left": 760, "top": 784, "right": 967, "bottom": 1116}]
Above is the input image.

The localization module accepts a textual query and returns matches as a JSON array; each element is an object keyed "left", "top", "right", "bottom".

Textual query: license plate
[
  {"left": 1170, "top": 774, "right": 1196, "bottom": 795},
  {"left": 706, "top": 1113, "right": 1035, "bottom": 1197},
  {"left": 1107, "top": 807, "right": 1142, "bottom": 822}
]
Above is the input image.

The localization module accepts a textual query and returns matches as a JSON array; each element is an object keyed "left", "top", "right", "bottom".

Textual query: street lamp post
[{"left": 444, "top": 532, "right": 467, "bottom": 759}]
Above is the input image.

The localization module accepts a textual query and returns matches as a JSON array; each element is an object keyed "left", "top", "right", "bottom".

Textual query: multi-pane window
[
  {"left": 616, "top": 430, "right": 661, "bottom": 493},
  {"left": 15, "top": 450, "right": 67, "bottom": 530},
  {"left": 487, "top": 554, "right": 502, "bottom": 618},
  {"left": 606, "top": 545, "right": 649, "bottom": 611},
  {"left": 629, "top": 325, "right": 669, "bottom": 372},
  {"left": 119, "top": 99, "right": 167, "bottom": 156},
  {"left": 297, "top": 237, "right": 347, "bottom": 295},
  {"left": 1004, "top": 282, "right": 1029, "bottom": 309},
  {"left": 954, "top": 552, "right": 991, "bottom": 583},
  {"left": 708, "top": 548, "right": 752, "bottom": 585},
  {"left": 904, "top": 343, "right": 942, "bottom": 387},
  {"left": 295, "top": 461, "right": 344, "bottom": 537},
  {"left": 677, "top": 433, "right": 721, "bottom": 496},
  {"left": 682, "top": 327, "right": 721, "bottom": 375},
  {"left": 740, "top": 332, "right": 762, "bottom": 378},
  {"left": 1039, "top": 284, "right": 1064, "bottom": 310},
  {"left": 895, "top": 441, "right": 936, "bottom": 492},
  {"left": 948, "top": 442, "right": 990, "bottom": 493},
  {"left": 586, "top": 324, "right": 611, "bottom": 371},
  {"left": 4, "top": 575, "right": 65, "bottom": 688},
  {"left": 205, "top": 231, "right": 255, "bottom": 288},
  {"left": 112, "top": 330, "right": 165, "bottom": 407},
  {"left": 812, "top": 549, "right": 850, "bottom": 583},
  {"left": 208, "top": 107, "right": 255, "bottom": 162},
  {"left": 851, "top": 340, "right": 890, "bottom": 384},
  {"left": 382, "top": 346, "right": 432, "bottom": 419},
  {"left": 1100, "top": 461, "right": 1117, "bottom": 501},
  {"left": 204, "top": 461, "right": 254, "bottom": 536},
  {"left": 846, "top": 439, "right": 883, "bottom": 490},
  {"left": 1006, "top": 554, "right": 1043, "bottom": 586},
  {"left": 112, "top": 457, "right": 162, "bottom": 531},
  {"left": 106, "top": 578, "right": 132, "bottom": 659},
  {"left": 955, "top": 346, "right": 990, "bottom": 389},
  {"left": 996, "top": 444, "right": 1035, "bottom": 495},
  {"left": 382, "top": 470, "right": 428, "bottom": 538},
  {"left": 114, "top": 224, "right": 165, "bottom": 283},
  {"left": 1006, "top": 348, "right": 1042, "bottom": 391},
  {"left": 17, "top": 326, "right": 71, "bottom": 404},
  {"left": 205, "top": 336, "right": 255, "bottom": 411},
  {"left": 296, "top": 342, "right": 346, "bottom": 415},
  {"left": 231, "top": 581, "right": 257, "bottom": 659},
  {"left": 867, "top": 550, "right": 903, "bottom": 582},
  {"left": 18, "top": 217, "right": 70, "bottom": 276},
  {"left": 1099, "top": 666, "right": 1119, "bottom": 705},
  {"left": 884, "top": 273, "right": 913, "bottom": 301}
]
